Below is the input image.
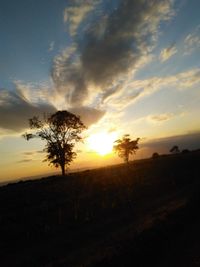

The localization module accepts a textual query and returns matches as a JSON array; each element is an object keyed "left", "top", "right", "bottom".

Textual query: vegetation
[
  {"left": 0, "top": 150, "right": 200, "bottom": 266},
  {"left": 170, "top": 145, "right": 180, "bottom": 154},
  {"left": 182, "top": 149, "right": 190, "bottom": 154},
  {"left": 23, "top": 110, "right": 86, "bottom": 175},
  {"left": 114, "top": 134, "right": 140, "bottom": 163},
  {"left": 152, "top": 152, "right": 159, "bottom": 158}
]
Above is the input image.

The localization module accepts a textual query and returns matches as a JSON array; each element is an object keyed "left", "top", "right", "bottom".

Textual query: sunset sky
[{"left": 0, "top": 0, "right": 200, "bottom": 182}]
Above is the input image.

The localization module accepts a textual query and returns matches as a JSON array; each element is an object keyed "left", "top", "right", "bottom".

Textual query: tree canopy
[
  {"left": 23, "top": 110, "right": 86, "bottom": 176},
  {"left": 113, "top": 134, "right": 140, "bottom": 163},
  {"left": 170, "top": 145, "right": 180, "bottom": 154}
]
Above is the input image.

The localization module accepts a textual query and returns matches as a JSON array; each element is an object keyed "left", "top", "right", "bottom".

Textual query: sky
[{"left": 0, "top": 0, "right": 200, "bottom": 182}]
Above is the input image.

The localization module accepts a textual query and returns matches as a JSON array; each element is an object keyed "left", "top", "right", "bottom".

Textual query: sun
[{"left": 87, "top": 132, "right": 118, "bottom": 156}]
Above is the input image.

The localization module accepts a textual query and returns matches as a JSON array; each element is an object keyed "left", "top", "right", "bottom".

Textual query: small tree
[
  {"left": 113, "top": 134, "right": 140, "bottom": 163},
  {"left": 23, "top": 110, "right": 86, "bottom": 176},
  {"left": 182, "top": 149, "right": 190, "bottom": 154},
  {"left": 152, "top": 152, "right": 159, "bottom": 159},
  {"left": 170, "top": 145, "right": 180, "bottom": 154}
]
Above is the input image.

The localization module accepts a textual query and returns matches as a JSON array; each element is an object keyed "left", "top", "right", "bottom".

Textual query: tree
[
  {"left": 170, "top": 145, "right": 180, "bottom": 154},
  {"left": 181, "top": 149, "right": 190, "bottom": 154},
  {"left": 23, "top": 110, "right": 86, "bottom": 176},
  {"left": 113, "top": 134, "right": 140, "bottom": 163},
  {"left": 152, "top": 152, "right": 159, "bottom": 159}
]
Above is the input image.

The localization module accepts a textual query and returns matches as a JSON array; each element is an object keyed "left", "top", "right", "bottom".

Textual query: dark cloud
[
  {"left": 0, "top": 89, "right": 56, "bottom": 132},
  {"left": 52, "top": 0, "right": 173, "bottom": 106},
  {"left": 69, "top": 106, "right": 105, "bottom": 127},
  {"left": 0, "top": 87, "right": 104, "bottom": 133}
]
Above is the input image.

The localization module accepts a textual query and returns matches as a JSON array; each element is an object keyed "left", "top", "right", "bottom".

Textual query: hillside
[{"left": 0, "top": 150, "right": 200, "bottom": 266}]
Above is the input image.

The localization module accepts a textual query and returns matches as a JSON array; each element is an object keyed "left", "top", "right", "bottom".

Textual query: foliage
[
  {"left": 113, "top": 134, "right": 140, "bottom": 163},
  {"left": 170, "top": 145, "right": 180, "bottom": 154},
  {"left": 23, "top": 110, "right": 86, "bottom": 175},
  {"left": 181, "top": 149, "right": 190, "bottom": 154},
  {"left": 152, "top": 152, "right": 159, "bottom": 159}
]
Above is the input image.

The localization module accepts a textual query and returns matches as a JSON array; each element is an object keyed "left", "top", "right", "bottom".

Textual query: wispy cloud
[
  {"left": 102, "top": 68, "right": 200, "bottom": 111},
  {"left": 159, "top": 44, "right": 177, "bottom": 62},
  {"left": 16, "top": 150, "right": 45, "bottom": 164},
  {"left": 184, "top": 25, "right": 200, "bottom": 55},
  {"left": 23, "top": 151, "right": 35, "bottom": 156},
  {"left": 63, "top": 0, "right": 99, "bottom": 36},
  {"left": 23, "top": 150, "right": 44, "bottom": 156},
  {"left": 48, "top": 41, "right": 55, "bottom": 52},
  {"left": 129, "top": 112, "right": 181, "bottom": 126},
  {"left": 149, "top": 113, "right": 174, "bottom": 122}
]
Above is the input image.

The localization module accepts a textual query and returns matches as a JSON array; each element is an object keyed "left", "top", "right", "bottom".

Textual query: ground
[{"left": 0, "top": 150, "right": 200, "bottom": 266}]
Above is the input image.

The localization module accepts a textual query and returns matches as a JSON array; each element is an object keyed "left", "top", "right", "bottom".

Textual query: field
[{"left": 0, "top": 150, "right": 200, "bottom": 266}]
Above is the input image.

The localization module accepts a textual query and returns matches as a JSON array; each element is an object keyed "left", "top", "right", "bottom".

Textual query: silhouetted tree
[
  {"left": 152, "top": 152, "right": 159, "bottom": 159},
  {"left": 182, "top": 149, "right": 190, "bottom": 154},
  {"left": 114, "top": 134, "right": 140, "bottom": 163},
  {"left": 23, "top": 111, "right": 86, "bottom": 176},
  {"left": 170, "top": 145, "right": 180, "bottom": 154}
]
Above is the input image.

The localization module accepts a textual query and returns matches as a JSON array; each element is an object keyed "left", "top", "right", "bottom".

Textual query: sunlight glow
[{"left": 87, "top": 132, "right": 118, "bottom": 156}]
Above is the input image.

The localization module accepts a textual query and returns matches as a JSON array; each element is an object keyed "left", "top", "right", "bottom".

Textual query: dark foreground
[{"left": 0, "top": 151, "right": 200, "bottom": 266}]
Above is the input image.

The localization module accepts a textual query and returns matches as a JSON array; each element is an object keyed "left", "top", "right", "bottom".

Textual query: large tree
[
  {"left": 23, "top": 110, "right": 86, "bottom": 176},
  {"left": 114, "top": 134, "right": 140, "bottom": 163}
]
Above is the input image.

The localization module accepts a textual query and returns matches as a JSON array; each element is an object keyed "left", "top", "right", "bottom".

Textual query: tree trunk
[
  {"left": 61, "top": 164, "right": 65, "bottom": 176},
  {"left": 125, "top": 150, "right": 129, "bottom": 164}
]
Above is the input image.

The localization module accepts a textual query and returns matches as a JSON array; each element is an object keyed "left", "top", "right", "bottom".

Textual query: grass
[{"left": 0, "top": 150, "right": 200, "bottom": 266}]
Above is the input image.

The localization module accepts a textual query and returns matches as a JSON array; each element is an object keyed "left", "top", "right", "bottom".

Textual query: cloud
[
  {"left": 63, "top": 0, "right": 99, "bottom": 36},
  {"left": 17, "top": 159, "right": 33, "bottom": 164},
  {"left": 23, "top": 150, "right": 44, "bottom": 156},
  {"left": 159, "top": 44, "right": 177, "bottom": 62},
  {"left": 52, "top": 0, "right": 175, "bottom": 108},
  {"left": 0, "top": 88, "right": 56, "bottom": 132},
  {"left": 0, "top": 79, "right": 105, "bottom": 133},
  {"left": 102, "top": 67, "right": 200, "bottom": 110},
  {"left": 51, "top": 45, "right": 88, "bottom": 106},
  {"left": 16, "top": 150, "right": 45, "bottom": 164},
  {"left": 149, "top": 113, "right": 174, "bottom": 122},
  {"left": 128, "top": 112, "right": 177, "bottom": 126},
  {"left": 184, "top": 25, "right": 200, "bottom": 55},
  {"left": 48, "top": 41, "right": 55, "bottom": 52},
  {"left": 69, "top": 106, "right": 105, "bottom": 127},
  {"left": 23, "top": 151, "right": 35, "bottom": 156},
  {"left": 175, "top": 68, "right": 200, "bottom": 88},
  {"left": 37, "top": 150, "right": 45, "bottom": 154},
  {"left": 80, "top": 0, "right": 174, "bottom": 91},
  {"left": 14, "top": 80, "right": 57, "bottom": 105},
  {"left": 0, "top": 1, "right": 177, "bottom": 134},
  {"left": 16, "top": 150, "right": 45, "bottom": 163}
]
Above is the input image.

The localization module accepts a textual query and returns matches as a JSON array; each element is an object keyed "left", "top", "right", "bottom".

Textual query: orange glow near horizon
[{"left": 87, "top": 131, "right": 118, "bottom": 156}]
